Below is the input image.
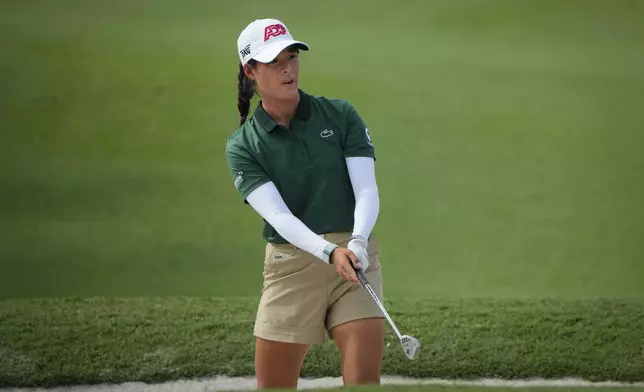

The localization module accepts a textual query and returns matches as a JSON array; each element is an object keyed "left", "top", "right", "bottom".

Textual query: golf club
[{"left": 352, "top": 264, "right": 421, "bottom": 360}]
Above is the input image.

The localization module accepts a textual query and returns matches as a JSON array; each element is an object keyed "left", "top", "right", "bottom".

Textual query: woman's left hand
[{"left": 347, "top": 235, "right": 370, "bottom": 271}]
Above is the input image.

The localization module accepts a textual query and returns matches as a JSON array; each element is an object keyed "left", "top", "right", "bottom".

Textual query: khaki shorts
[{"left": 254, "top": 232, "right": 384, "bottom": 345}]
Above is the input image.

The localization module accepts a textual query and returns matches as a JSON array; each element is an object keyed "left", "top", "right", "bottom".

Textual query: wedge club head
[{"left": 400, "top": 334, "right": 421, "bottom": 359}]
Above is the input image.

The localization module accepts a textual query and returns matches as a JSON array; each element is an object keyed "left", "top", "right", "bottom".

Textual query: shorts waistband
[{"left": 268, "top": 232, "right": 353, "bottom": 251}]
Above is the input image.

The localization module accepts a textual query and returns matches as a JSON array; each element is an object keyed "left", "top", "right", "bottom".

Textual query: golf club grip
[{"left": 351, "top": 263, "right": 368, "bottom": 284}]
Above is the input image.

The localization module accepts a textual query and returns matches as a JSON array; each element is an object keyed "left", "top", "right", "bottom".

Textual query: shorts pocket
[{"left": 263, "top": 244, "right": 315, "bottom": 280}]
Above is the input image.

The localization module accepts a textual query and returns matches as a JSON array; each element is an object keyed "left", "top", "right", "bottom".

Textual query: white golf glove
[{"left": 347, "top": 235, "right": 370, "bottom": 271}]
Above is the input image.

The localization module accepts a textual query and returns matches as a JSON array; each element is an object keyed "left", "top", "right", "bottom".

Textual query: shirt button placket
[{"left": 294, "top": 125, "right": 311, "bottom": 164}]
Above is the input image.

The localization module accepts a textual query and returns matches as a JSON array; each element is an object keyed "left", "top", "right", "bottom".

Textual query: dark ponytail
[{"left": 237, "top": 61, "right": 255, "bottom": 125}]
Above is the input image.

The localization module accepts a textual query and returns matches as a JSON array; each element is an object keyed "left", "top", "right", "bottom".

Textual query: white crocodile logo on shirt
[{"left": 320, "top": 129, "right": 334, "bottom": 138}]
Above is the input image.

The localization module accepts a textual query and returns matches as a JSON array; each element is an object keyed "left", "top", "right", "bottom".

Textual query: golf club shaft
[{"left": 354, "top": 268, "right": 403, "bottom": 340}]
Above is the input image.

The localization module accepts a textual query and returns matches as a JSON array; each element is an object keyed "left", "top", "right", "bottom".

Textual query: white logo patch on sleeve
[
  {"left": 365, "top": 128, "right": 373, "bottom": 146},
  {"left": 234, "top": 171, "right": 243, "bottom": 189}
]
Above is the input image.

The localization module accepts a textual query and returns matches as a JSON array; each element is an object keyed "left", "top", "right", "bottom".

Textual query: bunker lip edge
[{"left": 2, "top": 376, "right": 644, "bottom": 392}]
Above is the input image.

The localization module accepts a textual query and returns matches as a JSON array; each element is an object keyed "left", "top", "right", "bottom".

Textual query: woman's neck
[{"left": 261, "top": 92, "right": 300, "bottom": 127}]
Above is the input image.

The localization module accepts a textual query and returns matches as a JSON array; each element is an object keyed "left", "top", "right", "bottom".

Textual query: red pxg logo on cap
[{"left": 264, "top": 24, "right": 287, "bottom": 41}]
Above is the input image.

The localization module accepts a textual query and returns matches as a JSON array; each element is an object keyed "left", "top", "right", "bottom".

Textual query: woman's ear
[{"left": 243, "top": 64, "right": 256, "bottom": 81}]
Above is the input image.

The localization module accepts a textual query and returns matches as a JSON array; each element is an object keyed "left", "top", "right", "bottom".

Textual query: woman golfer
[{"left": 226, "top": 18, "right": 384, "bottom": 389}]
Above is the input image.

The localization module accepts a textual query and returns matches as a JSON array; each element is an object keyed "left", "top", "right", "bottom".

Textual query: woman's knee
[
  {"left": 254, "top": 337, "right": 310, "bottom": 389},
  {"left": 330, "top": 318, "right": 384, "bottom": 385}
]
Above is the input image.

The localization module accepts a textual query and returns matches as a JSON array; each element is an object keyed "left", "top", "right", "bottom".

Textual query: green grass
[
  {"left": 1, "top": 0, "right": 643, "bottom": 300},
  {"left": 1, "top": 297, "right": 643, "bottom": 388}
]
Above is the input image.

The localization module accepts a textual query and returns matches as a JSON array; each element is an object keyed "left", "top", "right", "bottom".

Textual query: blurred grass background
[{"left": 1, "top": 0, "right": 643, "bottom": 300}]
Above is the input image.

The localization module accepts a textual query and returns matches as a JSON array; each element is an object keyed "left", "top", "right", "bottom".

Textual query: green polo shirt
[{"left": 225, "top": 89, "right": 375, "bottom": 244}]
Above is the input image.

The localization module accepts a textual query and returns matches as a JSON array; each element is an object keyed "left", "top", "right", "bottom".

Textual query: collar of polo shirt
[{"left": 252, "top": 89, "right": 312, "bottom": 132}]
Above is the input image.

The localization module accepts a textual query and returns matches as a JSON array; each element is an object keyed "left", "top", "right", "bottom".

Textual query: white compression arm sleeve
[
  {"left": 346, "top": 156, "right": 380, "bottom": 240},
  {"left": 245, "top": 182, "right": 334, "bottom": 263}
]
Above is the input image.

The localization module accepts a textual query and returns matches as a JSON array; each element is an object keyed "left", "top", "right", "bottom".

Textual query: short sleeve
[
  {"left": 225, "top": 140, "right": 271, "bottom": 203},
  {"left": 342, "top": 102, "right": 375, "bottom": 160}
]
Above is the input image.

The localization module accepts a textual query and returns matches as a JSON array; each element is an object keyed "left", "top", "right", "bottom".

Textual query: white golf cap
[{"left": 237, "top": 18, "right": 309, "bottom": 65}]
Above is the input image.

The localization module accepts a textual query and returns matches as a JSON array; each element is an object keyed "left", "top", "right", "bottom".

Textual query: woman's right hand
[{"left": 330, "top": 247, "right": 360, "bottom": 284}]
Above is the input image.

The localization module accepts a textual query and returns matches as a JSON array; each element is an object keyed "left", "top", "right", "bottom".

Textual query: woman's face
[{"left": 245, "top": 47, "right": 300, "bottom": 102}]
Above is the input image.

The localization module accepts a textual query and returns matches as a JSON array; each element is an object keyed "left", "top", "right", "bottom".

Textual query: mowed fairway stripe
[{"left": 2, "top": 0, "right": 644, "bottom": 301}]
